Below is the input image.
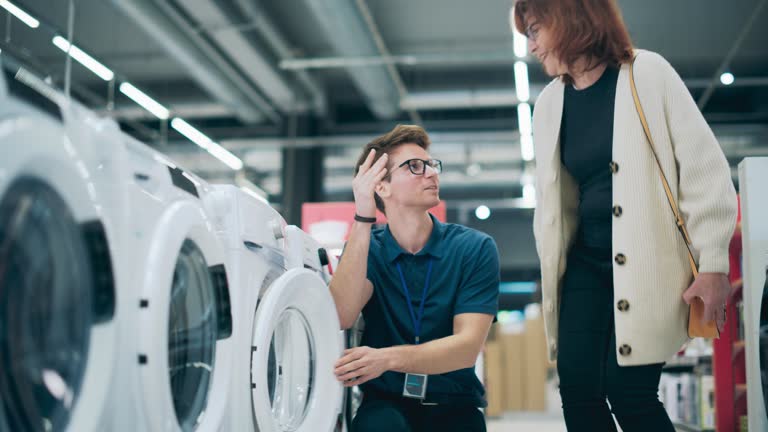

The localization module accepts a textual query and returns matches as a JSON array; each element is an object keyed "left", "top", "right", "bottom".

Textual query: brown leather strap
[{"left": 629, "top": 55, "right": 699, "bottom": 278}]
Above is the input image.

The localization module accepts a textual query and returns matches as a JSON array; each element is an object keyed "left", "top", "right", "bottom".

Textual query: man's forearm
[
  {"left": 329, "top": 221, "right": 373, "bottom": 328},
  {"left": 384, "top": 334, "right": 482, "bottom": 375}
]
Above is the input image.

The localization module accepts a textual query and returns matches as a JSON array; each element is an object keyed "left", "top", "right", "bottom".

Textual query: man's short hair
[{"left": 354, "top": 124, "right": 432, "bottom": 214}]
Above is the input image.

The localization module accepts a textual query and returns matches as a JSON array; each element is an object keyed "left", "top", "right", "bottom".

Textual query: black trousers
[
  {"left": 557, "top": 246, "right": 675, "bottom": 432},
  {"left": 351, "top": 395, "right": 486, "bottom": 432}
]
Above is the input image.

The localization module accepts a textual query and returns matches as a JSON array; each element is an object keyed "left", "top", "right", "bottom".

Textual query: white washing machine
[
  {"left": 0, "top": 58, "right": 120, "bottom": 431},
  {"left": 738, "top": 157, "right": 768, "bottom": 432},
  {"left": 120, "top": 138, "right": 234, "bottom": 432},
  {"left": 205, "top": 185, "right": 345, "bottom": 431},
  {"left": 203, "top": 185, "right": 287, "bottom": 432}
]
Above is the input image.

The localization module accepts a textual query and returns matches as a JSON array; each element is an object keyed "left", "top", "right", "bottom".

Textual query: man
[{"left": 330, "top": 125, "right": 500, "bottom": 432}]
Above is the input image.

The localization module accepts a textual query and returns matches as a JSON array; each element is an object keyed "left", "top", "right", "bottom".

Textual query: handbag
[{"left": 628, "top": 55, "right": 719, "bottom": 339}]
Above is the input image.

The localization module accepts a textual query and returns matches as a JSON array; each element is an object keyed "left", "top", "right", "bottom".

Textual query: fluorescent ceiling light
[
  {"left": 119, "top": 82, "right": 169, "bottom": 119},
  {"left": 52, "top": 36, "right": 114, "bottom": 81},
  {"left": 720, "top": 72, "right": 735, "bottom": 86},
  {"left": 240, "top": 186, "right": 269, "bottom": 204},
  {"left": 514, "top": 61, "right": 530, "bottom": 102},
  {"left": 523, "top": 183, "right": 536, "bottom": 201},
  {"left": 0, "top": 1, "right": 39, "bottom": 28},
  {"left": 207, "top": 143, "right": 244, "bottom": 171},
  {"left": 517, "top": 102, "right": 532, "bottom": 136},
  {"left": 513, "top": 31, "right": 527, "bottom": 59},
  {"left": 511, "top": 8, "right": 527, "bottom": 58},
  {"left": 521, "top": 133, "right": 535, "bottom": 162},
  {"left": 475, "top": 205, "right": 491, "bottom": 220},
  {"left": 171, "top": 118, "right": 243, "bottom": 171}
]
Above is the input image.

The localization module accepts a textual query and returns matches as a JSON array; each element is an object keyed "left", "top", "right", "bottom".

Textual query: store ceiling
[{"left": 2, "top": 0, "right": 767, "bottom": 202}]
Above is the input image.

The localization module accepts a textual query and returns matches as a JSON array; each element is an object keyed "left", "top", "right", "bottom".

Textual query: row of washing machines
[{"left": 0, "top": 55, "right": 358, "bottom": 431}]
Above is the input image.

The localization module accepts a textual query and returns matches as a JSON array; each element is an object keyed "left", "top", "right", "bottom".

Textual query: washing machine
[
  {"left": 202, "top": 184, "right": 287, "bottom": 432},
  {"left": 0, "top": 57, "right": 120, "bottom": 431},
  {"left": 738, "top": 157, "right": 768, "bottom": 432},
  {"left": 248, "top": 223, "right": 344, "bottom": 431},
  {"left": 204, "top": 185, "right": 345, "bottom": 431},
  {"left": 120, "top": 138, "right": 234, "bottom": 432}
]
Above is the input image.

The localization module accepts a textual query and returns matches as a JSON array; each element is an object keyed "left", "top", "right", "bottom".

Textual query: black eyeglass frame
[{"left": 384, "top": 158, "right": 443, "bottom": 179}]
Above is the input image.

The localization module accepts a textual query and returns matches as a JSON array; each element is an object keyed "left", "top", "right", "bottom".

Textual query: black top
[{"left": 560, "top": 65, "right": 619, "bottom": 251}]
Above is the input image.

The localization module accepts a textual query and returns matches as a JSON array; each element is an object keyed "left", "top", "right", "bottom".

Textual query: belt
[{"left": 363, "top": 389, "right": 481, "bottom": 408}]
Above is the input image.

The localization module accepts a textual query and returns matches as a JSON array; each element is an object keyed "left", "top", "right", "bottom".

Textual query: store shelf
[
  {"left": 663, "top": 355, "right": 709, "bottom": 373},
  {"left": 673, "top": 422, "right": 714, "bottom": 432}
]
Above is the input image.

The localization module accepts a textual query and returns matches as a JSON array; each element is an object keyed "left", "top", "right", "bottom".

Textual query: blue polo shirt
[{"left": 359, "top": 214, "right": 500, "bottom": 407}]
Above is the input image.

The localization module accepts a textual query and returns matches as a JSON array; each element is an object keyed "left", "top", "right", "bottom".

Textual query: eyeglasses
[
  {"left": 525, "top": 23, "right": 540, "bottom": 41},
  {"left": 386, "top": 158, "right": 443, "bottom": 178}
]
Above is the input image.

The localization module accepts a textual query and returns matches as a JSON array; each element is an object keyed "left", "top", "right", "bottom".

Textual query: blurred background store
[{"left": 1, "top": 0, "right": 767, "bottom": 431}]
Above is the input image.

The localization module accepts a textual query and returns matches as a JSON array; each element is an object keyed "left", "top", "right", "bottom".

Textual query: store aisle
[{"left": 487, "top": 412, "right": 566, "bottom": 432}]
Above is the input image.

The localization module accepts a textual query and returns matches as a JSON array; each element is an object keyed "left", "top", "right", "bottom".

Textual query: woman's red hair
[{"left": 513, "top": 0, "right": 634, "bottom": 82}]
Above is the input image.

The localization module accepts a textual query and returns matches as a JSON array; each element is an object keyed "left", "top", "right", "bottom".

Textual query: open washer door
[{"left": 250, "top": 268, "right": 343, "bottom": 432}]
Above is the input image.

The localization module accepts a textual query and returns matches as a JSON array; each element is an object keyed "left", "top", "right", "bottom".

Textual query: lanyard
[{"left": 395, "top": 258, "right": 433, "bottom": 344}]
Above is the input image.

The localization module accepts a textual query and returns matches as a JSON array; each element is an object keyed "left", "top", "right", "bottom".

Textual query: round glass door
[
  {"left": 0, "top": 179, "right": 94, "bottom": 432},
  {"left": 167, "top": 239, "right": 218, "bottom": 430},
  {"left": 267, "top": 308, "right": 315, "bottom": 431},
  {"left": 250, "top": 269, "right": 343, "bottom": 432}
]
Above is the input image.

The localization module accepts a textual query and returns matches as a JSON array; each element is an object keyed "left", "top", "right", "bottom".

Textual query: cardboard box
[
  {"left": 500, "top": 332, "right": 525, "bottom": 411},
  {"left": 484, "top": 341, "right": 505, "bottom": 417},
  {"left": 523, "top": 313, "right": 548, "bottom": 411}
]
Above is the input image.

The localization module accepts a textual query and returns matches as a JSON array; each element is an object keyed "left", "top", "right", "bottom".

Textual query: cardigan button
[
  {"left": 609, "top": 161, "right": 619, "bottom": 174},
  {"left": 619, "top": 344, "right": 632, "bottom": 356},
  {"left": 613, "top": 205, "right": 623, "bottom": 217},
  {"left": 615, "top": 254, "right": 626, "bottom": 265},
  {"left": 617, "top": 299, "right": 630, "bottom": 312}
]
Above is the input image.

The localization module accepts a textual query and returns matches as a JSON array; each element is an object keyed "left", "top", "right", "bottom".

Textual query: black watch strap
[{"left": 354, "top": 214, "right": 377, "bottom": 223}]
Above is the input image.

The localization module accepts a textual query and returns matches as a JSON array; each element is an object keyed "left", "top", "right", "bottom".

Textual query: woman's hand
[{"left": 682, "top": 272, "right": 731, "bottom": 332}]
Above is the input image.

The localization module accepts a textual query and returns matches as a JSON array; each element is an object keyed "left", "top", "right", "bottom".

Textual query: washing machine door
[
  {"left": 0, "top": 178, "right": 115, "bottom": 432},
  {"left": 138, "top": 200, "right": 232, "bottom": 432},
  {"left": 250, "top": 268, "right": 343, "bottom": 432}
]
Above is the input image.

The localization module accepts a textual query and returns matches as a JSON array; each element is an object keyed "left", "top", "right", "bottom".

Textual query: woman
[{"left": 512, "top": 0, "right": 737, "bottom": 430}]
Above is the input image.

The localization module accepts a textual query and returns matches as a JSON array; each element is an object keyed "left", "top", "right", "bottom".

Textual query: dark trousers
[
  {"left": 557, "top": 246, "right": 675, "bottom": 432},
  {"left": 351, "top": 395, "right": 486, "bottom": 432}
]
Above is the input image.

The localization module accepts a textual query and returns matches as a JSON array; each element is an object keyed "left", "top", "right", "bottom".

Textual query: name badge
[{"left": 402, "top": 373, "right": 428, "bottom": 399}]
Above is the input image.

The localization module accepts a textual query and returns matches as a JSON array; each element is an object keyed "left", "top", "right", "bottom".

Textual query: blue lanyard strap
[{"left": 395, "top": 258, "right": 433, "bottom": 344}]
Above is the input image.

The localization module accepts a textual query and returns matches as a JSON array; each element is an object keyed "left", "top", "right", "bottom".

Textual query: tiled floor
[{"left": 486, "top": 412, "right": 566, "bottom": 432}]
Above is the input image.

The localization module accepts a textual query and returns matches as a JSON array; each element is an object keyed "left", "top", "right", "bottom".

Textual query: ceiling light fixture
[
  {"left": 514, "top": 61, "right": 530, "bottom": 102},
  {"left": 171, "top": 118, "right": 243, "bottom": 171},
  {"left": 52, "top": 36, "right": 114, "bottom": 81},
  {"left": 475, "top": 205, "right": 491, "bottom": 220},
  {"left": 119, "top": 82, "right": 170, "bottom": 120},
  {"left": 0, "top": 1, "right": 39, "bottom": 28}
]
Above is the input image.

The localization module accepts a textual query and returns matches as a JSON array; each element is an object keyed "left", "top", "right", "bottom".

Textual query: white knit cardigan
[{"left": 532, "top": 49, "right": 738, "bottom": 366}]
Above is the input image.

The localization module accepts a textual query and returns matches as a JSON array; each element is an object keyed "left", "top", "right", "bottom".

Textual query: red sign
[{"left": 301, "top": 201, "right": 447, "bottom": 245}]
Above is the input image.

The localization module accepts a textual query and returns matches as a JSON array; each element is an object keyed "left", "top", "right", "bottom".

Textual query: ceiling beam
[{"left": 112, "top": 0, "right": 277, "bottom": 123}]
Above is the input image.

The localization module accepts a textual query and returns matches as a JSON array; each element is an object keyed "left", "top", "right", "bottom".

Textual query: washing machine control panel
[{"left": 284, "top": 225, "right": 333, "bottom": 282}]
